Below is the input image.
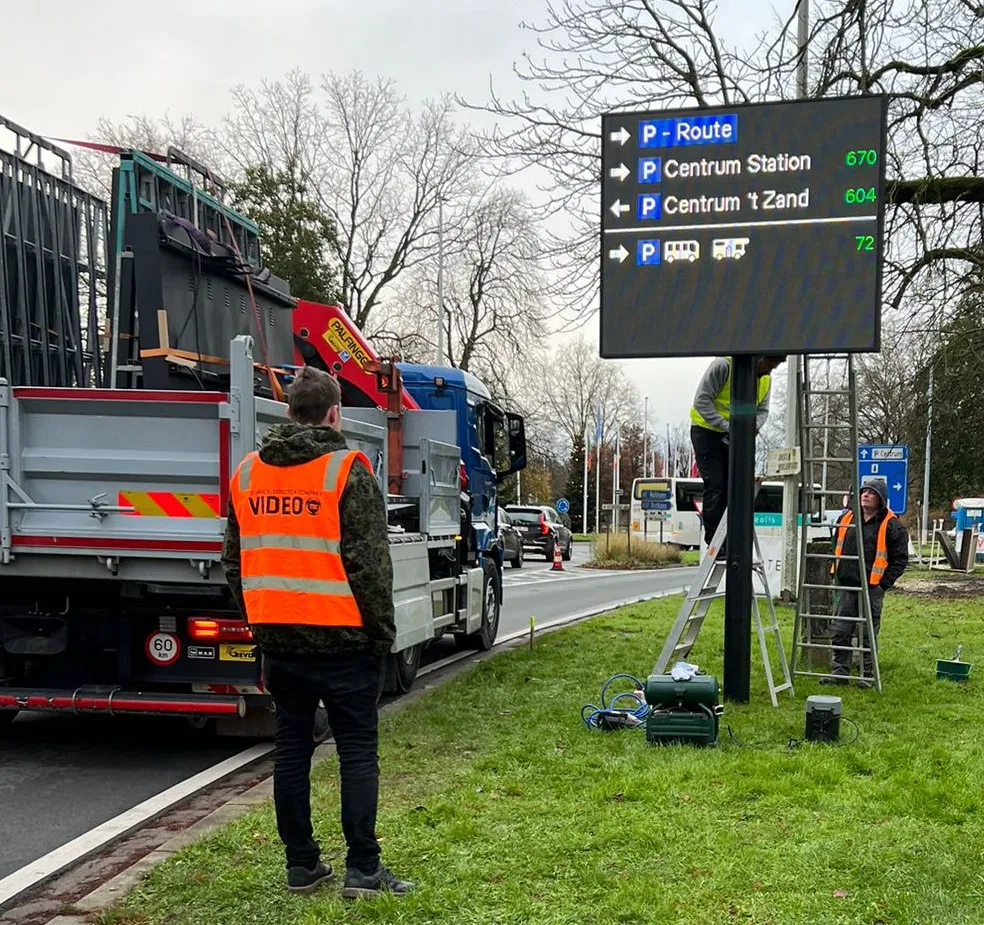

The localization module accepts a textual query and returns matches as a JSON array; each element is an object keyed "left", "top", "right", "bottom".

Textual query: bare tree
[
  {"left": 463, "top": 0, "right": 984, "bottom": 330},
  {"left": 71, "top": 113, "right": 219, "bottom": 200},
  {"left": 856, "top": 323, "right": 930, "bottom": 445},
  {"left": 395, "top": 184, "right": 549, "bottom": 375},
  {"left": 224, "top": 69, "right": 476, "bottom": 332},
  {"left": 541, "top": 335, "right": 640, "bottom": 451},
  {"left": 757, "top": 373, "right": 789, "bottom": 474}
]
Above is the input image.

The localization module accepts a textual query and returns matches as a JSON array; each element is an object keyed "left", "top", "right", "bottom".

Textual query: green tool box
[{"left": 643, "top": 674, "right": 721, "bottom": 746}]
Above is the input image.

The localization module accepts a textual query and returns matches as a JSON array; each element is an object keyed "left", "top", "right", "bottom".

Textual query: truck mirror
[{"left": 496, "top": 412, "right": 527, "bottom": 483}]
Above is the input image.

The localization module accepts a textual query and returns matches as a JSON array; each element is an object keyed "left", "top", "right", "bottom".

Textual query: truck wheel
[
  {"left": 511, "top": 546, "right": 524, "bottom": 569},
  {"left": 467, "top": 560, "right": 501, "bottom": 651},
  {"left": 562, "top": 539, "right": 573, "bottom": 561},
  {"left": 384, "top": 643, "right": 422, "bottom": 695}
]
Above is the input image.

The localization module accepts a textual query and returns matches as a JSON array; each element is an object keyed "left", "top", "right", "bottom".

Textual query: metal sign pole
[
  {"left": 781, "top": 0, "right": 810, "bottom": 598},
  {"left": 724, "top": 355, "right": 757, "bottom": 703}
]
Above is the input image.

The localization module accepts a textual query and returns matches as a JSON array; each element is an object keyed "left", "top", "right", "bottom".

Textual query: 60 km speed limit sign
[{"left": 145, "top": 631, "right": 181, "bottom": 666}]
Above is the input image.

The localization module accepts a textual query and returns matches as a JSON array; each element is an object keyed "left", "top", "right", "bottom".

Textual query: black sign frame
[{"left": 599, "top": 94, "right": 889, "bottom": 360}]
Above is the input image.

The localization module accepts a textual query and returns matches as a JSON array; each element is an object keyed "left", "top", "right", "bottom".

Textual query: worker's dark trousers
[
  {"left": 831, "top": 586, "right": 885, "bottom": 677},
  {"left": 264, "top": 652, "right": 384, "bottom": 874},
  {"left": 691, "top": 425, "right": 729, "bottom": 546}
]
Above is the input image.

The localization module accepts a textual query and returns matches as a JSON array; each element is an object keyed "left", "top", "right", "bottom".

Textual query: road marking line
[
  {"left": 0, "top": 742, "right": 272, "bottom": 910},
  {"left": 422, "top": 583, "right": 690, "bottom": 677}
]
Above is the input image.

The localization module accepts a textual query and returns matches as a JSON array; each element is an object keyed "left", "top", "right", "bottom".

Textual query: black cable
[
  {"left": 841, "top": 716, "right": 862, "bottom": 744},
  {"left": 728, "top": 715, "right": 862, "bottom": 750}
]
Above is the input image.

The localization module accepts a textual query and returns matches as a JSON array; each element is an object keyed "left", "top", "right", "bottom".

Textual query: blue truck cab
[{"left": 398, "top": 364, "right": 527, "bottom": 563}]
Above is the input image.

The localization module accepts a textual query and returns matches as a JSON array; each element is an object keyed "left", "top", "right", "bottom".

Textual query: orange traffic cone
[{"left": 551, "top": 534, "right": 564, "bottom": 571}]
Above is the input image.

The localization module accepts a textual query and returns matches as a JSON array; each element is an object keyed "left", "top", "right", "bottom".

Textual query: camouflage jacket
[{"left": 222, "top": 423, "right": 396, "bottom": 658}]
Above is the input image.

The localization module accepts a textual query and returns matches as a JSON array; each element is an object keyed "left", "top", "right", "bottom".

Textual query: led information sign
[{"left": 600, "top": 95, "right": 888, "bottom": 359}]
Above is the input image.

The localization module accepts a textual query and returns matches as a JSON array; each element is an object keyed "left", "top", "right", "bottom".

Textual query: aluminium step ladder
[
  {"left": 791, "top": 355, "right": 881, "bottom": 691},
  {"left": 654, "top": 506, "right": 794, "bottom": 707}
]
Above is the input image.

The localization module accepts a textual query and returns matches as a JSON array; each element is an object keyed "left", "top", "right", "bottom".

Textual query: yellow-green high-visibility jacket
[{"left": 689, "top": 357, "right": 772, "bottom": 434}]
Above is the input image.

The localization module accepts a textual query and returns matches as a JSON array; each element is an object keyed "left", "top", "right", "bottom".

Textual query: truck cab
[{"left": 397, "top": 364, "right": 527, "bottom": 561}]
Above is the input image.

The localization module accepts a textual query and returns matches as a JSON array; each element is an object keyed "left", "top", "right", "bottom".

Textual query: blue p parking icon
[
  {"left": 637, "top": 194, "right": 662, "bottom": 221},
  {"left": 637, "top": 240, "right": 661, "bottom": 266},
  {"left": 638, "top": 158, "right": 662, "bottom": 183}
]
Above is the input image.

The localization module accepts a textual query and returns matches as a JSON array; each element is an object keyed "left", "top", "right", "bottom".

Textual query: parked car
[
  {"left": 497, "top": 507, "right": 524, "bottom": 569},
  {"left": 506, "top": 505, "right": 574, "bottom": 561}
]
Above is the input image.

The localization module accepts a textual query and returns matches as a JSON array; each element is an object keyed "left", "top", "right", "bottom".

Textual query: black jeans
[
  {"left": 831, "top": 585, "right": 885, "bottom": 677},
  {"left": 264, "top": 652, "right": 384, "bottom": 873},
  {"left": 691, "top": 425, "right": 729, "bottom": 546}
]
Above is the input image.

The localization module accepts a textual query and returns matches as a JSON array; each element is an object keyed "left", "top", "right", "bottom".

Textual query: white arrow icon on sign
[
  {"left": 609, "top": 163, "right": 630, "bottom": 182},
  {"left": 893, "top": 482, "right": 903, "bottom": 491},
  {"left": 860, "top": 449, "right": 869, "bottom": 459},
  {"left": 609, "top": 199, "right": 630, "bottom": 218},
  {"left": 608, "top": 245, "right": 629, "bottom": 264},
  {"left": 609, "top": 126, "right": 630, "bottom": 145}
]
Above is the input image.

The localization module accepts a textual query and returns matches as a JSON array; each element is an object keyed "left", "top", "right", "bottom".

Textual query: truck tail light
[
  {"left": 540, "top": 513, "right": 549, "bottom": 535},
  {"left": 188, "top": 618, "right": 253, "bottom": 642}
]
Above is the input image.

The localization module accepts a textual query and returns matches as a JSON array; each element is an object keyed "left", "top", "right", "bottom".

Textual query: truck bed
[{"left": 0, "top": 339, "right": 392, "bottom": 582}]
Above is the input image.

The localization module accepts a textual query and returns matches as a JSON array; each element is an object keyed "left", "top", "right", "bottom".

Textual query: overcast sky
[{"left": 0, "top": 0, "right": 779, "bottom": 434}]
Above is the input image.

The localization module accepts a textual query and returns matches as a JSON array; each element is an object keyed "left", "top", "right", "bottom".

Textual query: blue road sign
[
  {"left": 556, "top": 498, "right": 570, "bottom": 515},
  {"left": 858, "top": 444, "right": 908, "bottom": 515},
  {"left": 641, "top": 500, "right": 672, "bottom": 512}
]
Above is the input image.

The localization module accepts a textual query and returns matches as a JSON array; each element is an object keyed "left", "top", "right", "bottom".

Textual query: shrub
[{"left": 589, "top": 532, "right": 682, "bottom": 569}]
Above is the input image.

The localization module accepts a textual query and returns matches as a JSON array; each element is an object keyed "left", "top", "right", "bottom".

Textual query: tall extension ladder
[
  {"left": 791, "top": 355, "right": 881, "bottom": 690},
  {"left": 654, "top": 504, "right": 794, "bottom": 707}
]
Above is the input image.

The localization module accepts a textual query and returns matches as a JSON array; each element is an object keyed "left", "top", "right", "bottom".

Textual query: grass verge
[
  {"left": 586, "top": 533, "right": 683, "bottom": 569},
  {"left": 103, "top": 591, "right": 984, "bottom": 925}
]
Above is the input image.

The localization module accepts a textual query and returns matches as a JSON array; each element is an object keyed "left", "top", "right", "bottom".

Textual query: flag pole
[{"left": 582, "top": 423, "right": 589, "bottom": 534}]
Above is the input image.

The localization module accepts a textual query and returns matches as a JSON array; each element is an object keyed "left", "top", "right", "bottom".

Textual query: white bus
[{"left": 630, "top": 477, "right": 816, "bottom": 549}]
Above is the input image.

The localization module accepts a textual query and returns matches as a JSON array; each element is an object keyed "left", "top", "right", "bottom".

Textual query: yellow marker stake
[{"left": 529, "top": 616, "right": 535, "bottom": 650}]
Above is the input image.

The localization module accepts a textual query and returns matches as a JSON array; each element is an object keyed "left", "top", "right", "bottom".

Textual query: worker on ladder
[
  {"left": 689, "top": 355, "right": 787, "bottom": 548},
  {"left": 824, "top": 478, "right": 909, "bottom": 687}
]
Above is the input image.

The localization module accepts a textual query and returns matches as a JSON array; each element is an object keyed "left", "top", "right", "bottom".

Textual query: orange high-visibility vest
[
  {"left": 229, "top": 449, "right": 372, "bottom": 627},
  {"left": 830, "top": 509, "right": 896, "bottom": 586}
]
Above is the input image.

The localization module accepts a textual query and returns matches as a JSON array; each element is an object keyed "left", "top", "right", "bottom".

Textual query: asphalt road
[
  {"left": 0, "top": 545, "right": 693, "bottom": 882},
  {"left": 497, "top": 543, "right": 692, "bottom": 636},
  {"left": 0, "top": 713, "right": 252, "bottom": 880}
]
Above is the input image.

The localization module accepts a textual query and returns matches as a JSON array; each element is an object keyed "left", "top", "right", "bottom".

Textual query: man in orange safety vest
[
  {"left": 824, "top": 477, "right": 909, "bottom": 687},
  {"left": 223, "top": 366, "right": 413, "bottom": 898}
]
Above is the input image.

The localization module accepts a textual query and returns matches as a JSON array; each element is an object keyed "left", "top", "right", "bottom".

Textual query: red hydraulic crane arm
[
  {"left": 292, "top": 300, "right": 417, "bottom": 495},
  {"left": 292, "top": 301, "right": 418, "bottom": 411}
]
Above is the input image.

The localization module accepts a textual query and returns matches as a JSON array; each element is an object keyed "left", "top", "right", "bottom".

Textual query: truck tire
[
  {"left": 460, "top": 560, "right": 500, "bottom": 651},
  {"left": 384, "top": 643, "right": 422, "bottom": 695}
]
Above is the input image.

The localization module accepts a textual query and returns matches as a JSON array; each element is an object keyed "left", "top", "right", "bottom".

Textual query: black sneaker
[
  {"left": 819, "top": 675, "right": 848, "bottom": 686},
  {"left": 856, "top": 678, "right": 874, "bottom": 689},
  {"left": 287, "top": 861, "right": 334, "bottom": 894},
  {"left": 342, "top": 865, "right": 415, "bottom": 899}
]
